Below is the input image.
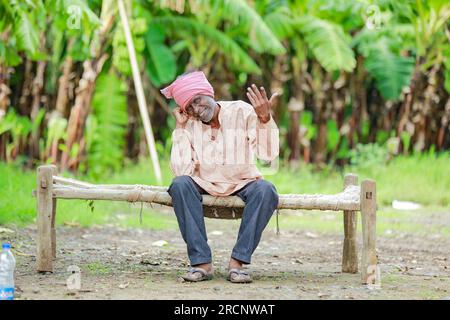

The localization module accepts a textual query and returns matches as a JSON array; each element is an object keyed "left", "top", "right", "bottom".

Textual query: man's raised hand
[
  {"left": 173, "top": 107, "right": 189, "bottom": 129},
  {"left": 246, "top": 84, "right": 279, "bottom": 123}
]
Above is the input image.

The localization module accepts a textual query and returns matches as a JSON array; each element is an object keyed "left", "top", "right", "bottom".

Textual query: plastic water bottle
[{"left": 0, "top": 243, "right": 16, "bottom": 300}]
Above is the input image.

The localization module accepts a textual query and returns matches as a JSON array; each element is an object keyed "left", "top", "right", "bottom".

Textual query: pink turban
[{"left": 160, "top": 71, "right": 214, "bottom": 111}]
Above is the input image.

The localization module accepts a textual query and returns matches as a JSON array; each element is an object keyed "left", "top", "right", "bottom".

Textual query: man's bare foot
[
  {"left": 228, "top": 257, "right": 243, "bottom": 270},
  {"left": 227, "top": 257, "right": 252, "bottom": 283},
  {"left": 182, "top": 263, "right": 214, "bottom": 282},
  {"left": 193, "top": 262, "right": 213, "bottom": 273}
]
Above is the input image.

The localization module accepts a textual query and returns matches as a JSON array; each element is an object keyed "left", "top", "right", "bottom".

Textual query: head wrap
[{"left": 160, "top": 71, "right": 214, "bottom": 111}]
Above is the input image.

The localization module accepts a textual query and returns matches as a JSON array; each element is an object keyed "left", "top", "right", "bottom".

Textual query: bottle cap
[{"left": 2, "top": 243, "right": 11, "bottom": 249}]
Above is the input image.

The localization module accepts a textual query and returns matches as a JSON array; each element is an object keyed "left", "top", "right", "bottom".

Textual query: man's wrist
[{"left": 258, "top": 113, "right": 271, "bottom": 124}]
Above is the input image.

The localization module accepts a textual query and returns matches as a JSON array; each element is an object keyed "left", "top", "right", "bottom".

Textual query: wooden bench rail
[{"left": 50, "top": 183, "right": 361, "bottom": 212}]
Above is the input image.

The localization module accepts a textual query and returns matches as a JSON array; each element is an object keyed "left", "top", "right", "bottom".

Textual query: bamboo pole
[
  {"left": 49, "top": 175, "right": 360, "bottom": 211},
  {"left": 46, "top": 174, "right": 361, "bottom": 211},
  {"left": 52, "top": 176, "right": 167, "bottom": 192},
  {"left": 117, "top": 0, "right": 162, "bottom": 184},
  {"left": 52, "top": 176, "right": 95, "bottom": 188},
  {"left": 50, "top": 184, "right": 361, "bottom": 211}
]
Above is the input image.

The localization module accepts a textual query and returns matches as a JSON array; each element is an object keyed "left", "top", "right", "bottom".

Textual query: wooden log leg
[
  {"left": 360, "top": 179, "right": 378, "bottom": 284},
  {"left": 50, "top": 166, "right": 58, "bottom": 259},
  {"left": 36, "top": 165, "right": 56, "bottom": 272},
  {"left": 343, "top": 211, "right": 358, "bottom": 272},
  {"left": 51, "top": 198, "right": 57, "bottom": 259},
  {"left": 342, "top": 174, "right": 358, "bottom": 273}
]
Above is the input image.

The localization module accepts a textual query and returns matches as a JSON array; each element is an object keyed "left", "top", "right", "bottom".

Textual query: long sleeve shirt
[{"left": 170, "top": 100, "right": 279, "bottom": 196}]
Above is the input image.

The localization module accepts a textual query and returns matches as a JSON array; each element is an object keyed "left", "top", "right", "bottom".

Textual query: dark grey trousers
[{"left": 168, "top": 175, "right": 279, "bottom": 266}]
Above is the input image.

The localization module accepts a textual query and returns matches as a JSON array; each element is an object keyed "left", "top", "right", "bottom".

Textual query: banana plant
[
  {"left": 86, "top": 72, "right": 128, "bottom": 179},
  {"left": 149, "top": 0, "right": 285, "bottom": 76},
  {"left": 149, "top": 16, "right": 261, "bottom": 74},
  {"left": 387, "top": 0, "right": 450, "bottom": 150},
  {"left": 61, "top": 0, "right": 116, "bottom": 171},
  {"left": 0, "top": 0, "right": 45, "bottom": 119},
  {"left": 0, "top": 109, "right": 33, "bottom": 163},
  {"left": 262, "top": 0, "right": 357, "bottom": 72},
  {"left": 259, "top": 0, "right": 359, "bottom": 164},
  {"left": 353, "top": 30, "right": 415, "bottom": 101}
]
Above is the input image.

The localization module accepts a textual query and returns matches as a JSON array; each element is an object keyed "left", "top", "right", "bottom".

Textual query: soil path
[{"left": 7, "top": 215, "right": 449, "bottom": 300}]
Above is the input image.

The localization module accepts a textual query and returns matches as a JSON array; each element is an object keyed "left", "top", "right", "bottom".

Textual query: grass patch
[
  {"left": 0, "top": 159, "right": 177, "bottom": 228},
  {"left": 267, "top": 151, "right": 450, "bottom": 207},
  {"left": 84, "top": 262, "right": 111, "bottom": 275},
  {"left": 0, "top": 163, "right": 37, "bottom": 225}
]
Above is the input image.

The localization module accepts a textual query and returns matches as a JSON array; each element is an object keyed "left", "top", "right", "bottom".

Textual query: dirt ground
[{"left": 4, "top": 210, "right": 450, "bottom": 300}]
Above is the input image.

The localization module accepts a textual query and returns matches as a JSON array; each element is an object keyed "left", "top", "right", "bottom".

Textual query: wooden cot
[{"left": 33, "top": 165, "right": 379, "bottom": 284}]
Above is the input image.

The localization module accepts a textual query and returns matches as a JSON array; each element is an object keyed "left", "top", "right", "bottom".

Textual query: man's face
[{"left": 185, "top": 94, "right": 217, "bottom": 123}]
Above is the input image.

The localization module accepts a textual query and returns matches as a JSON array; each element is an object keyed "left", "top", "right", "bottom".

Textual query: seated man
[{"left": 161, "top": 71, "right": 280, "bottom": 283}]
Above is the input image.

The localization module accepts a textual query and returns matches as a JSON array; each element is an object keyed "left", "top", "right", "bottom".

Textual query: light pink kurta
[{"left": 170, "top": 100, "right": 279, "bottom": 196}]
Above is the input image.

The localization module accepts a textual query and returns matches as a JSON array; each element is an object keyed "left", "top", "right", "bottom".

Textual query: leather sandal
[
  {"left": 182, "top": 267, "right": 213, "bottom": 282},
  {"left": 227, "top": 268, "right": 252, "bottom": 283}
]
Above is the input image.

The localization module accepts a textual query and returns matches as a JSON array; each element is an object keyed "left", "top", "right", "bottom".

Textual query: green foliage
[
  {"left": 326, "top": 119, "right": 340, "bottom": 151},
  {"left": 308, "top": 0, "right": 365, "bottom": 31},
  {"left": 48, "top": 0, "right": 101, "bottom": 64},
  {"left": 0, "top": 41, "right": 22, "bottom": 66},
  {"left": 60, "top": 0, "right": 100, "bottom": 25},
  {"left": 300, "top": 111, "right": 317, "bottom": 141},
  {"left": 336, "top": 137, "right": 350, "bottom": 159},
  {"left": 297, "top": 15, "right": 356, "bottom": 72},
  {"left": 51, "top": 0, "right": 101, "bottom": 35},
  {"left": 376, "top": 130, "right": 390, "bottom": 145},
  {"left": 264, "top": 6, "right": 296, "bottom": 39},
  {"left": 113, "top": 17, "right": 147, "bottom": 76},
  {"left": 361, "top": 37, "right": 414, "bottom": 101},
  {"left": 150, "top": 16, "right": 261, "bottom": 74},
  {"left": 144, "top": 24, "right": 176, "bottom": 86},
  {"left": 0, "top": 109, "right": 33, "bottom": 162},
  {"left": 0, "top": 110, "right": 16, "bottom": 136},
  {"left": 361, "top": 120, "right": 370, "bottom": 142},
  {"left": 400, "top": 131, "right": 411, "bottom": 153},
  {"left": 45, "top": 114, "right": 67, "bottom": 161},
  {"left": 349, "top": 143, "right": 389, "bottom": 168},
  {"left": 0, "top": 0, "right": 43, "bottom": 61},
  {"left": 0, "top": 0, "right": 449, "bottom": 185},
  {"left": 444, "top": 45, "right": 450, "bottom": 94},
  {"left": 15, "top": 9, "right": 40, "bottom": 57},
  {"left": 86, "top": 73, "right": 128, "bottom": 179},
  {"left": 31, "top": 109, "right": 45, "bottom": 136},
  {"left": 0, "top": 0, "right": 101, "bottom": 66},
  {"left": 206, "top": 0, "right": 286, "bottom": 54}
]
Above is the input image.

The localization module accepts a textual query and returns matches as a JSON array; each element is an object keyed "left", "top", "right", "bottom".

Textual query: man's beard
[{"left": 200, "top": 103, "right": 216, "bottom": 123}]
